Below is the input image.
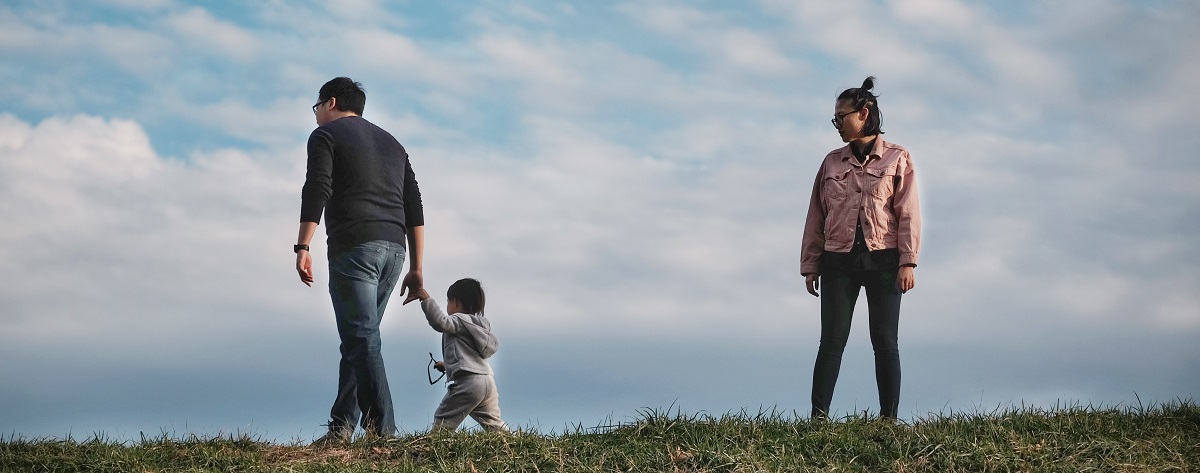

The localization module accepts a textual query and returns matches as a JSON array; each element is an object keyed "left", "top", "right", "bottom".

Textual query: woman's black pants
[{"left": 811, "top": 269, "right": 902, "bottom": 419}]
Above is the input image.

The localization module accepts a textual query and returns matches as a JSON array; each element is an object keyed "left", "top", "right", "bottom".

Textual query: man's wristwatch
[{"left": 294, "top": 244, "right": 310, "bottom": 253}]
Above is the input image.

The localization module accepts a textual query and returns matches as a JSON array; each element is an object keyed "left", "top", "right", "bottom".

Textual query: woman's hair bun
[{"left": 861, "top": 76, "right": 876, "bottom": 92}]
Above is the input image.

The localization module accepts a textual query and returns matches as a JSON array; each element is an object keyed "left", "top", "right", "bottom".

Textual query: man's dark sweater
[{"left": 300, "top": 116, "right": 424, "bottom": 256}]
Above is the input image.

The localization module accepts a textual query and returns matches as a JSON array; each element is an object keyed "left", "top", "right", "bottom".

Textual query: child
[{"left": 411, "top": 278, "right": 508, "bottom": 432}]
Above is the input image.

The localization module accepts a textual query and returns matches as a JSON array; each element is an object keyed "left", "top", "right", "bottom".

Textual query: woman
[{"left": 801, "top": 76, "right": 921, "bottom": 419}]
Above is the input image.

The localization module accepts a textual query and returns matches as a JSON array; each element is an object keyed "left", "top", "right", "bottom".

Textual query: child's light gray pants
[{"left": 433, "top": 373, "right": 508, "bottom": 432}]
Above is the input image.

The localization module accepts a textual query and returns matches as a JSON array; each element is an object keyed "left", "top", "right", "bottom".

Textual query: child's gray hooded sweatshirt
[{"left": 421, "top": 298, "right": 499, "bottom": 381}]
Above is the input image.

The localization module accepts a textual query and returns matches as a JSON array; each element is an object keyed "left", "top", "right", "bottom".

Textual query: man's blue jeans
[{"left": 327, "top": 240, "right": 405, "bottom": 436}]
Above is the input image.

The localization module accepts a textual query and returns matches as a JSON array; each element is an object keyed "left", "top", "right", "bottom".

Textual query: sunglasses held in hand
[{"left": 427, "top": 352, "right": 445, "bottom": 385}]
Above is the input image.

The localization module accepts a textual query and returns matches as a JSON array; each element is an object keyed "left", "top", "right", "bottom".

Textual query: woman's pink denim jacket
[{"left": 801, "top": 138, "right": 921, "bottom": 276}]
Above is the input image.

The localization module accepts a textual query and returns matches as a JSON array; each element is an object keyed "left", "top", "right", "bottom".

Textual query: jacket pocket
[
  {"left": 822, "top": 168, "right": 852, "bottom": 204},
  {"left": 864, "top": 163, "right": 896, "bottom": 198}
]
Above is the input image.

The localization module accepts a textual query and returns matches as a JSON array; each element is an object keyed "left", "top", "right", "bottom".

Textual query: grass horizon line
[{"left": 3, "top": 396, "right": 1194, "bottom": 445}]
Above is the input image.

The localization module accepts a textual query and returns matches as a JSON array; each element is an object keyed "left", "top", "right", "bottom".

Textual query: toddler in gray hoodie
[{"left": 411, "top": 278, "right": 508, "bottom": 432}]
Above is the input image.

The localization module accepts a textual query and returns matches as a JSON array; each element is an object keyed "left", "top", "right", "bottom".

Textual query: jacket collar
[{"left": 837, "top": 138, "right": 887, "bottom": 165}]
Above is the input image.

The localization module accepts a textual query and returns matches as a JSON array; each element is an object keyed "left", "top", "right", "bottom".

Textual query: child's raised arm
[{"left": 420, "top": 297, "right": 465, "bottom": 335}]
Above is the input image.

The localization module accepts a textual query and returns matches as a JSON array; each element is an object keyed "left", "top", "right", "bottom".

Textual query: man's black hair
[
  {"left": 837, "top": 76, "right": 884, "bottom": 136},
  {"left": 318, "top": 77, "right": 366, "bottom": 116},
  {"left": 447, "top": 278, "right": 486, "bottom": 315}
]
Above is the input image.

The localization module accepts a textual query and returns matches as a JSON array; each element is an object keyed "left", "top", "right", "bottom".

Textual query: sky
[{"left": 1, "top": 0, "right": 1197, "bottom": 442}]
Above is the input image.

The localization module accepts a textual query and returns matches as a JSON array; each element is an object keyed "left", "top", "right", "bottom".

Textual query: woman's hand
[
  {"left": 897, "top": 266, "right": 915, "bottom": 293},
  {"left": 805, "top": 274, "right": 820, "bottom": 297}
]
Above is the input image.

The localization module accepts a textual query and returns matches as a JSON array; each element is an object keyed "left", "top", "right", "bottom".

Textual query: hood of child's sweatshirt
[{"left": 456, "top": 313, "right": 499, "bottom": 358}]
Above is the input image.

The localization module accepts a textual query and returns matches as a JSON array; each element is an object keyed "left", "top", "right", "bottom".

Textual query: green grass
[{"left": 3, "top": 400, "right": 1197, "bottom": 472}]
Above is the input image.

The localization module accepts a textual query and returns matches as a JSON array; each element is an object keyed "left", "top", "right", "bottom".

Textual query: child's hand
[
  {"left": 433, "top": 361, "right": 445, "bottom": 373},
  {"left": 403, "top": 287, "right": 431, "bottom": 305}
]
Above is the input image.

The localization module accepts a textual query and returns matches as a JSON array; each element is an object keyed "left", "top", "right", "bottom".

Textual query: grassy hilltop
[{"left": 2, "top": 400, "right": 1197, "bottom": 472}]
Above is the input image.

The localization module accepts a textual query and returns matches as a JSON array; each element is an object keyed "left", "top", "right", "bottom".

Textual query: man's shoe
[{"left": 310, "top": 427, "right": 353, "bottom": 447}]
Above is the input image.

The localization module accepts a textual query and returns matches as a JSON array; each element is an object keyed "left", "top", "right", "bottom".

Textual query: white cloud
[
  {"left": 476, "top": 33, "right": 583, "bottom": 88},
  {"left": 889, "top": 0, "right": 978, "bottom": 32},
  {"left": 623, "top": 3, "right": 799, "bottom": 76},
  {"left": 0, "top": 114, "right": 312, "bottom": 362},
  {"left": 0, "top": 12, "right": 50, "bottom": 52},
  {"left": 92, "top": 24, "right": 177, "bottom": 72},
  {"left": 101, "top": 0, "right": 174, "bottom": 10},
  {"left": 0, "top": 14, "right": 175, "bottom": 74},
  {"left": 1151, "top": 292, "right": 1200, "bottom": 330},
  {"left": 166, "top": 7, "right": 261, "bottom": 62},
  {"left": 720, "top": 28, "right": 795, "bottom": 75},
  {"left": 182, "top": 96, "right": 317, "bottom": 148},
  {"left": 322, "top": 0, "right": 407, "bottom": 27},
  {"left": 0, "top": 114, "right": 32, "bottom": 149},
  {"left": 333, "top": 29, "right": 473, "bottom": 93},
  {"left": 629, "top": 2, "right": 714, "bottom": 35},
  {"left": 761, "top": 0, "right": 944, "bottom": 80},
  {"left": 506, "top": 3, "right": 554, "bottom": 24},
  {"left": 762, "top": 0, "right": 1080, "bottom": 121}
]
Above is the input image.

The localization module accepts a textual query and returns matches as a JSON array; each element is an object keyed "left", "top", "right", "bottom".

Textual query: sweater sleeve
[
  {"left": 421, "top": 298, "right": 463, "bottom": 334},
  {"left": 403, "top": 154, "right": 424, "bottom": 228},
  {"left": 300, "top": 128, "right": 334, "bottom": 223}
]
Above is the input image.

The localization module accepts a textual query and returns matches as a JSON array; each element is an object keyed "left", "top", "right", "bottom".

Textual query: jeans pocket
[{"left": 330, "top": 242, "right": 388, "bottom": 282}]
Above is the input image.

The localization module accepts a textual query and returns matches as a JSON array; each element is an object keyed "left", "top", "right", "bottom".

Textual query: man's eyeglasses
[
  {"left": 831, "top": 109, "right": 859, "bottom": 128},
  {"left": 312, "top": 98, "right": 330, "bottom": 114},
  {"left": 427, "top": 352, "right": 445, "bottom": 385}
]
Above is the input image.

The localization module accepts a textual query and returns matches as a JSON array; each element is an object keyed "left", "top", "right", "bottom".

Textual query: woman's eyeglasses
[{"left": 831, "top": 109, "right": 859, "bottom": 128}]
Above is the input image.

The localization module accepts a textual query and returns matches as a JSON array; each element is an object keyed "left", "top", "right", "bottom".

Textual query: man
[{"left": 294, "top": 77, "right": 424, "bottom": 443}]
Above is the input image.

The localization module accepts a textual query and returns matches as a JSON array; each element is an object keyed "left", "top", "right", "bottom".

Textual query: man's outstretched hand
[{"left": 400, "top": 270, "right": 425, "bottom": 304}]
